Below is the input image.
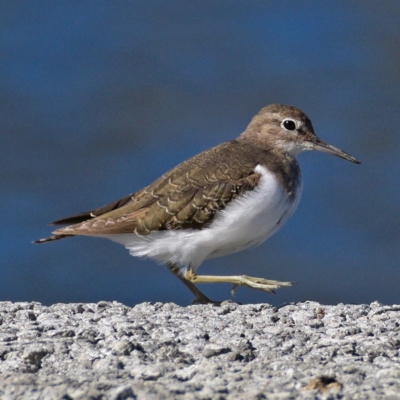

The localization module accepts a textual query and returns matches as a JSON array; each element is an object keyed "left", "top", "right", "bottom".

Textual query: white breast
[{"left": 105, "top": 164, "right": 302, "bottom": 273}]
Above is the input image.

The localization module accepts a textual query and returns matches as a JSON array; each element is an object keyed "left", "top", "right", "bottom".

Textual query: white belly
[{"left": 105, "top": 165, "right": 302, "bottom": 273}]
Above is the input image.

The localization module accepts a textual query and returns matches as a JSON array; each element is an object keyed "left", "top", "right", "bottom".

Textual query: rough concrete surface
[{"left": 0, "top": 300, "right": 399, "bottom": 399}]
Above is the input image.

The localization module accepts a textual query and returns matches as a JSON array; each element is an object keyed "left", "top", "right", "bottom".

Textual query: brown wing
[{"left": 40, "top": 140, "right": 264, "bottom": 239}]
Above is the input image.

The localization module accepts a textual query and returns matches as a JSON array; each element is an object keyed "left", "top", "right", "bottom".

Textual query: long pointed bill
[{"left": 312, "top": 137, "right": 361, "bottom": 164}]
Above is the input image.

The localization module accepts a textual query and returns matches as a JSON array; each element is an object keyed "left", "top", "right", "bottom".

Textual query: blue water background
[{"left": 2, "top": 1, "right": 399, "bottom": 306}]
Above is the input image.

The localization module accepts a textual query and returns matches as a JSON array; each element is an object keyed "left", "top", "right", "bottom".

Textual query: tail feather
[
  {"left": 50, "top": 212, "right": 93, "bottom": 226},
  {"left": 33, "top": 234, "right": 72, "bottom": 244},
  {"left": 50, "top": 193, "right": 134, "bottom": 225},
  {"left": 35, "top": 192, "right": 136, "bottom": 243}
]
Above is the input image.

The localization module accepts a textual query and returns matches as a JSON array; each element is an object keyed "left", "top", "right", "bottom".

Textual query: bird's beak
[{"left": 311, "top": 136, "right": 361, "bottom": 164}]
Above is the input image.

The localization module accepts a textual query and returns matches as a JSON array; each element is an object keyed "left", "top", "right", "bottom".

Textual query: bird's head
[{"left": 241, "top": 104, "right": 360, "bottom": 164}]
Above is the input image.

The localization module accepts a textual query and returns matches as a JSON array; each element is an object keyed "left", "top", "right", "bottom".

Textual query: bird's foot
[
  {"left": 230, "top": 276, "right": 293, "bottom": 296},
  {"left": 167, "top": 262, "right": 292, "bottom": 304}
]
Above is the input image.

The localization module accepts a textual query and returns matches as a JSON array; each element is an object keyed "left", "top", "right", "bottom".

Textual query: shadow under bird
[{"left": 35, "top": 104, "right": 360, "bottom": 303}]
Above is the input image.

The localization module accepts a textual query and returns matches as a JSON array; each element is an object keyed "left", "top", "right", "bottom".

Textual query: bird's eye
[{"left": 282, "top": 119, "right": 296, "bottom": 131}]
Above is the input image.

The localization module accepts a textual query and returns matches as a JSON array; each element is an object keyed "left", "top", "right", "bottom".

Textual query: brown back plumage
[{"left": 35, "top": 138, "right": 299, "bottom": 243}]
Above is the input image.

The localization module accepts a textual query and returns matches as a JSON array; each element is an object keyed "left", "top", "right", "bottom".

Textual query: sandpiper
[{"left": 35, "top": 104, "right": 360, "bottom": 303}]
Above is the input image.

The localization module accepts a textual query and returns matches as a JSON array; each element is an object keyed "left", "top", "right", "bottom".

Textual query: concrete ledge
[{"left": 0, "top": 301, "right": 399, "bottom": 399}]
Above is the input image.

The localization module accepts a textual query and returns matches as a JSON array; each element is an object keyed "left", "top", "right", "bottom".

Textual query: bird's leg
[
  {"left": 184, "top": 270, "right": 293, "bottom": 296},
  {"left": 167, "top": 263, "right": 215, "bottom": 304}
]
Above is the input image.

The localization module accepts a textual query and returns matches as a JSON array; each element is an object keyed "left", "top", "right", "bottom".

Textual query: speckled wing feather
[{"left": 51, "top": 140, "right": 263, "bottom": 238}]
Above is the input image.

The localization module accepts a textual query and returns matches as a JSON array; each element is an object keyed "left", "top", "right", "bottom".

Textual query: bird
[{"left": 35, "top": 104, "right": 360, "bottom": 303}]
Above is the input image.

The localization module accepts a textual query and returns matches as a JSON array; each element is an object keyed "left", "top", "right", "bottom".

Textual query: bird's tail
[{"left": 33, "top": 234, "right": 72, "bottom": 244}]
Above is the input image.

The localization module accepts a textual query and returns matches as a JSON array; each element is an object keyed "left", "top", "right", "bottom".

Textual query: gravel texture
[{"left": 0, "top": 300, "right": 399, "bottom": 399}]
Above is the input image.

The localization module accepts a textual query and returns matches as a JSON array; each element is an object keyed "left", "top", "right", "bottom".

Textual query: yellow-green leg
[
  {"left": 167, "top": 263, "right": 215, "bottom": 304},
  {"left": 185, "top": 269, "right": 293, "bottom": 296},
  {"left": 167, "top": 263, "right": 293, "bottom": 303}
]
